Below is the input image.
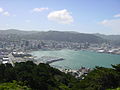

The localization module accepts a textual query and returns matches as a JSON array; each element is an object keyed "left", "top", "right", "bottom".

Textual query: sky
[{"left": 0, "top": 0, "right": 120, "bottom": 34}]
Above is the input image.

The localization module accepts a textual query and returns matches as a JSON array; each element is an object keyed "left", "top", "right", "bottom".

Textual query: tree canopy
[{"left": 0, "top": 61, "right": 120, "bottom": 90}]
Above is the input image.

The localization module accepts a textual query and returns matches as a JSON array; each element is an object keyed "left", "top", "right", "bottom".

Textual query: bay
[{"left": 30, "top": 49, "right": 120, "bottom": 69}]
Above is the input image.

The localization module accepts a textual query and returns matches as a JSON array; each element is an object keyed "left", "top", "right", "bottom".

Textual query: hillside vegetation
[
  {"left": 0, "top": 29, "right": 105, "bottom": 43},
  {"left": 1, "top": 29, "right": 120, "bottom": 45},
  {"left": 0, "top": 61, "right": 120, "bottom": 90}
]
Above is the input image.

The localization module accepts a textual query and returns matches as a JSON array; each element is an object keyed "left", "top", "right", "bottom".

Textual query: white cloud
[
  {"left": 48, "top": 9, "right": 74, "bottom": 24},
  {"left": 0, "top": 8, "right": 4, "bottom": 13},
  {"left": 114, "top": 14, "right": 120, "bottom": 18},
  {"left": 0, "top": 8, "right": 11, "bottom": 16},
  {"left": 100, "top": 19, "right": 120, "bottom": 32},
  {"left": 32, "top": 8, "right": 48, "bottom": 12},
  {"left": 100, "top": 20, "right": 109, "bottom": 25},
  {"left": 3, "top": 11, "right": 10, "bottom": 16}
]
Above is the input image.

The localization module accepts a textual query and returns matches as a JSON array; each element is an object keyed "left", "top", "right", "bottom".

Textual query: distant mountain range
[
  {"left": 0, "top": 29, "right": 120, "bottom": 45},
  {"left": 94, "top": 33, "right": 120, "bottom": 46}
]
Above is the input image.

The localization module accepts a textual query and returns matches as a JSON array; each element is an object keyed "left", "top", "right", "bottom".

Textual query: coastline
[
  {"left": 29, "top": 49, "right": 120, "bottom": 69},
  {"left": 29, "top": 48, "right": 120, "bottom": 56},
  {"left": 28, "top": 48, "right": 120, "bottom": 66}
]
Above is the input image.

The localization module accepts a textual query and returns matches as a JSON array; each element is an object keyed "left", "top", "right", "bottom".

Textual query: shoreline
[
  {"left": 29, "top": 48, "right": 120, "bottom": 56},
  {"left": 28, "top": 48, "right": 120, "bottom": 66}
]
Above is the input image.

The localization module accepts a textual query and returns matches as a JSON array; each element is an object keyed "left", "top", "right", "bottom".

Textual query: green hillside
[
  {"left": 0, "top": 61, "right": 120, "bottom": 90},
  {"left": 0, "top": 29, "right": 105, "bottom": 43}
]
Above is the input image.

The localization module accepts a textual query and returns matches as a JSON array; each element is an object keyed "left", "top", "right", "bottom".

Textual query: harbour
[{"left": 30, "top": 49, "right": 120, "bottom": 69}]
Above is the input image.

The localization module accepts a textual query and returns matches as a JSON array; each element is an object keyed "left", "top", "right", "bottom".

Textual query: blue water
[{"left": 30, "top": 49, "right": 120, "bottom": 69}]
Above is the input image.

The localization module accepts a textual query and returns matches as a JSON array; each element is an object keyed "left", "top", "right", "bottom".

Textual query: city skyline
[{"left": 0, "top": 0, "right": 120, "bottom": 34}]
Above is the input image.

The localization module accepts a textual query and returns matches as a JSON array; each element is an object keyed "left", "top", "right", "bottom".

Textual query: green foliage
[
  {"left": 112, "top": 64, "right": 120, "bottom": 72},
  {"left": 0, "top": 61, "right": 79, "bottom": 90},
  {"left": 107, "top": 88, "right": 120, "bottom": 90},
  {"left": 59, "top": 84, "right": 71, "bottom": 90},
  {"left": 78, "top": 65, "right": 120, "bottom": 90},
  {"left": 0, "top": 61, "right": 120, "bottom": 90},
  {"left": 0, "top": 81, "right": 31, "bottom": 90}
]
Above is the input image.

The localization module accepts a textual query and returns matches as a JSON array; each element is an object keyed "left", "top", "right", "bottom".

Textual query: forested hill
[
  {"left": 0, "top": 29, "right": 105, "bottom": 43},
  {"left": 0, "top": 61, "right": 120, "bottom": 90},
  {"left": 95, "top": 33, "right": 120, "bottom": 46},
  {"left": 0, "top": 61, "right": 80, "bottom": 90}
]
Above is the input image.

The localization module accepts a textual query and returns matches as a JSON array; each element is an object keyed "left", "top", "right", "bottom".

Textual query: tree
[{"left": 0, "top": 81, "right": 31, "bottom": 90}]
